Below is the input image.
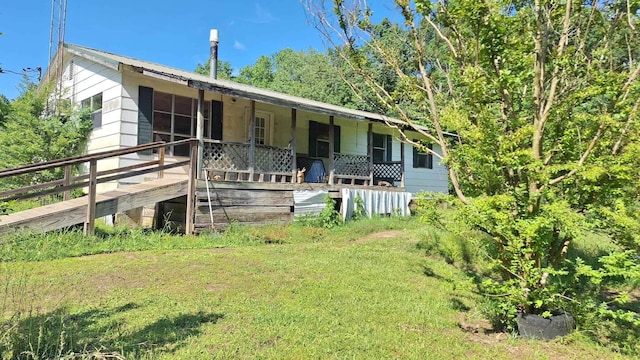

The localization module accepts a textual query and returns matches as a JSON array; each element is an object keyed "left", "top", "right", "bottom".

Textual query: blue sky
[{"left": 0, "top": 0, "right": 333, "bottom": 100}]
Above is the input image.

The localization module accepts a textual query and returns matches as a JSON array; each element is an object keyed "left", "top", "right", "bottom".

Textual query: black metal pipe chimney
[{"left": 209, "top": 29, "right": 219, "bottom": 79}]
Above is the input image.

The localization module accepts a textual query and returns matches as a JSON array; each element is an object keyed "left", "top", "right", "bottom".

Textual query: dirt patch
[
  {"left": 458, "top": 313, "right": 496, "bottom": 335},
  {"left": 351, "top": 230, "right": 406, "bottom": 244}
]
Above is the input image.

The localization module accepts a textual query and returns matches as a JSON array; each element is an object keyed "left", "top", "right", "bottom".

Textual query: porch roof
[{"left": 60, "top": 43, "right": 418, "bottom": 128}]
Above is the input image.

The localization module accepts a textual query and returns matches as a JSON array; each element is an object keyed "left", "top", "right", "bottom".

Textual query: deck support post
[
  {"left": 367, "top": 123, "right": 373, "bottom": 185},
  {"left": 328, "top": 115, "right": 335, "bottom": 184},
  {"left": 158, "top": 146, "right": 165, "bottom": 179},
  {"left": 196, "top": 89, "right": 205, "bottom": 179},
  {"left": 400, "top": 141, "right": 405, "bottom": 188},
  {"left": 249, "top": 100, "right": 256, "bottom": 181},
  {"left": 186, "top": 140, "right": 197, "bottom": 234},
  {"left": 63, "top": 165, "right": 71, "bottom": 201},
  {"left": 84, "top": 159, "right": 97, "bottom": 236},
  {"left": 291, "top": 108, "right": 297, "bottom": 183}
]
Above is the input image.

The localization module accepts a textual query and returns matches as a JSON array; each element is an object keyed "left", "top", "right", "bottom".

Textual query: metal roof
[{"left": 62, "top": 43, "right": 410, "bottom": 126}]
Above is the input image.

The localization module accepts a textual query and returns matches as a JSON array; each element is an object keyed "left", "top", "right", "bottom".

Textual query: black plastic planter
[{"left": 517, "top": 312, "right": 575, "bottom": 340}]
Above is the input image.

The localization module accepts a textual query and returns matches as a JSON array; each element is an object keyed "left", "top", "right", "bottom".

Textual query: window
[
  {"left": 413, "top": 142, "right": 433, "bottom": 169},
  {"left": 373, "top": 133, "right": 392, "bottom": 163},
  {"left": 152, "top": 92, "right": 211, "bottom": 156},
  {"left": 254, "top": 112, "right": 271, "bottom": 145},
  {"left": 81, "top": 93, "right": 102, "bottom": 128},
  {"left": 309, "top": 120, "right": 340, "bottom": 158}
]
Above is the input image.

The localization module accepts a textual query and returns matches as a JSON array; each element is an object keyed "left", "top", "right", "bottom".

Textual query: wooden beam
[
  {"left": 196, "top": 89, "right": 205, "bottom": 178},
  {"left": 0, "top": 178, "right": 188, "bottom": 234},
  {"left": 291, "top": 108, "right": 297, "bottom": 183},
  {"left": 63, "top": 165, "right": 71, "bottom": 201},
  {"left": 84, "top": 159, "right": 97, "bottom": 236},
  {"left": 368, "top": 123, "right": 373, "bottom": 185},
  {"left": 400, "top": 141, "right": 405, "bottom": 188},
  {"left": 249, "top": 100, "right": 256, "bottom": 181},
  {"left": 328, "top": 115, "right": 335, "bottom": 184},
  {"left": 158, "top": 146, "right": 165, "bottom": 179},
  {"left": 186, "top": 141, "right": 198, "bottom": 234}
]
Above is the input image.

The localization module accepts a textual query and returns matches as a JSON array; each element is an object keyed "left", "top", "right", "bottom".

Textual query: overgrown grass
[{"left": 0, "top": 215, "right": 635, "bottom": 359}]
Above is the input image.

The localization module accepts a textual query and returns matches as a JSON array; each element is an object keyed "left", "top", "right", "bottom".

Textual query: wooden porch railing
[
  {"left": 332, "top": 154, "right": 404, "bottom": 186},
  {"left": 202, "top": 140, "right": 294, "bottom": 182},
  {"left": 0, "top": 139, "right": 198, "bottom": 235},
  {"left": 201, "top": 140, "right": 404, "bottom": 187}
]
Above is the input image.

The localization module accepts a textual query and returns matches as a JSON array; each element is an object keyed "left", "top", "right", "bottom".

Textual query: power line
[{"left": 0, "top": 67, "right": 42, "bottom": 81}]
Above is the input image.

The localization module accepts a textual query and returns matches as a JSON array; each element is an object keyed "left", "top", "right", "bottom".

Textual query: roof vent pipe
[{"left": 209, "top": 29, "right": 219, "bottom": 79}]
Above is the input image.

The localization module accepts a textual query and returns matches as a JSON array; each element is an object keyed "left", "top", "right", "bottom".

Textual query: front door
[{"left": 253, "top": 110, "right": 273, "bottom": 145}]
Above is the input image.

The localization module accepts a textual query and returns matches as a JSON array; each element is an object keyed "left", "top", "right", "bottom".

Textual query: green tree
[
  {"left": 234, "top": 48, "right": 359, "bottom": 107},
  {"left": 236, "top": 55, "right": 275, "bottom": 89},
  {"left": 0, "top": 81, "right": 92, "bottom": 187},
  {"left": 194, "top": 60, "right": 234, "bottom": 80},
  {"left": 0, "top": 94, "right": 9, "bottom": 127},
  {"left": 307, "top": 0, "right": 640, "bottom": 321}
]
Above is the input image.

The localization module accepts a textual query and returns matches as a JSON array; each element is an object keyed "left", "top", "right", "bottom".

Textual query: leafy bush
[{"left": 295, "top": 195, "right": 342, "bottom": 229}]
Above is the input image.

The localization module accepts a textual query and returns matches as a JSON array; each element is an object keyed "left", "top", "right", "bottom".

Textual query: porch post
[
  {"left": 400, "top": 141, "right": 405, "bottom": 188},
  {"left": 186, "top": 139, "right": 197, "bottom": 234},
  {"left": 196, "top": 89, "right": 205, "bottom": 179},
  {"left": 248, "top": 100, "right": 256, "bottom": 181},
  {"left": 84, "top": 159, "right": 97, "bottom": 236},
  {"left": 291, "top": 108, "right": 297, "bottom": 183},
  {"left": 328, "top": 115, "right": 335, "bottom": 184},
  {"left": 367, "top": 123, "right": 373, "bottom": 185},
  {"left": 63, "top": 165, "right": 71, "bottom": 201}
]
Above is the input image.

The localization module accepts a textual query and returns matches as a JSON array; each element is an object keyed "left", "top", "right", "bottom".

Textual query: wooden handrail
[
  {"left": 0, "top": 139, "right": 192, "bottom": 178},
  {"left": 0, "top": 139, "right": 198, "bottom": 236}
]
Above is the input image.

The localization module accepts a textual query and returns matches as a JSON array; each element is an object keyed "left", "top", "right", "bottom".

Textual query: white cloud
[
  {"left": 230, "top": 2, "right": 278, "bottom": 25},
  {"left": 234, "top": 41, "right": 246, "bottom": 51},
  {"left": 252, "top": 3, "right": 277, "bottom": 23}
]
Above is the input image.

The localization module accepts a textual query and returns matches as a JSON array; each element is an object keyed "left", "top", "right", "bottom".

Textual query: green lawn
[{"left": 0, "top": 219, "right": 632, "bottom": 359}]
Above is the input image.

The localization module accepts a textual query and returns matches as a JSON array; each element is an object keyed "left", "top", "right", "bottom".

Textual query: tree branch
[{"left": 548, "top": 121, "right": 606, "bottom": 186}]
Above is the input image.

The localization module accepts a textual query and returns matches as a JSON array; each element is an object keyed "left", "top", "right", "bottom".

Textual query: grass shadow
[{"left": 2, "top": 302, "right": 224, "bottom": 358}]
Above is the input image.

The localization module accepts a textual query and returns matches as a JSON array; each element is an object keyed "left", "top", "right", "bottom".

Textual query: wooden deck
[
  {"left": 191, "top": 180, "right": 407, "bottom": 233},
  {"left": 0, "top": 177, "right": 188, "bottom": 234},
  {"left": 0, "top": 139, "right": 410, "bottom": 235}
]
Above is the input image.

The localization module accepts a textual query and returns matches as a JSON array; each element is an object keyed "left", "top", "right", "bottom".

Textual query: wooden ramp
[{"left": 0, "top": 177, "right": 188, "bottom": 234}]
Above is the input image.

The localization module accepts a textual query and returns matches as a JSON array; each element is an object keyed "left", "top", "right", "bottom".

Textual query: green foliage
[
  {"left": 351, "top": 193, "right": 366, "bottom": 220},
  {"left": 0, "top": 81, "right": 92, "bottom": 189},
  {"left": 412, "top": 192, "right": 456, "bottom": 228},
  {"left": 228, "top": 48, "right": 360, "bottom": 108},
  {"left": 295, "top": 195, "right": 343, "bottom": 229},
  {"left": 318, "top": 195, "right": 342, "bottom": 228},
  {"left": 0, "top": 94, "right": 9, "bottom": 127},
  {"left": 0, "top": 215, "right": 635, "bottom": 356},
  {"left": 568, "top": 251, "right": 640, "bottom": 353},
  {"left": 315, "top": 0, "right": 640, "bottom": 333},
  {"left": 194, "top": 60, "right": 234, "bottom": 80}
]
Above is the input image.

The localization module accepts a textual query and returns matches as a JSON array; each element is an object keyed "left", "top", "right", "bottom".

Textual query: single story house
[{"left": 40, "top": 43, "right": 449, "bottom": 232}]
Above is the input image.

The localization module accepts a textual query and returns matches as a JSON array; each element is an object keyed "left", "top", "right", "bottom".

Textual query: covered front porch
[
  {"left": 192, "top": 102, "right": 406, "bottom": 188},
  {"left": 201, "top": 139, "right": 405, "bottom": 187}
]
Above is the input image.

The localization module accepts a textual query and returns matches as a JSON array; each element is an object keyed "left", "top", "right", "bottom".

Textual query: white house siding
[
  {"left": 67, "top": 57, "right": 122, "bottom": 153},
  {"left": 62, "top": 55, "right": 448, "bottom": 194},
  {"left": 63, "top": 56, "right": 123, "bottom": 192},
  {"left": 403, "top": 142, "right": 449, "bottom": 194}
]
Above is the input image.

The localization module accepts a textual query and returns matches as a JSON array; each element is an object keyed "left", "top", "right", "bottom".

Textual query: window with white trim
[
  {"left": 152, "top": 92, "right": 211, "bottom": 156},
  {"left": 81, "top": 93, "right": 102, "bottom": 128},
  {"left": 251, "top": 110, "right": 273, "bottom": 145}
]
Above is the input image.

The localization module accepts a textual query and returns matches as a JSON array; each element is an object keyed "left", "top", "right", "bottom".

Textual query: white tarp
[
  {"left": 341, "top": 188, "right": 412, "bottom": 221},
  {"left": 293, "top": 190, "right": 329, "bottom": 217}
]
